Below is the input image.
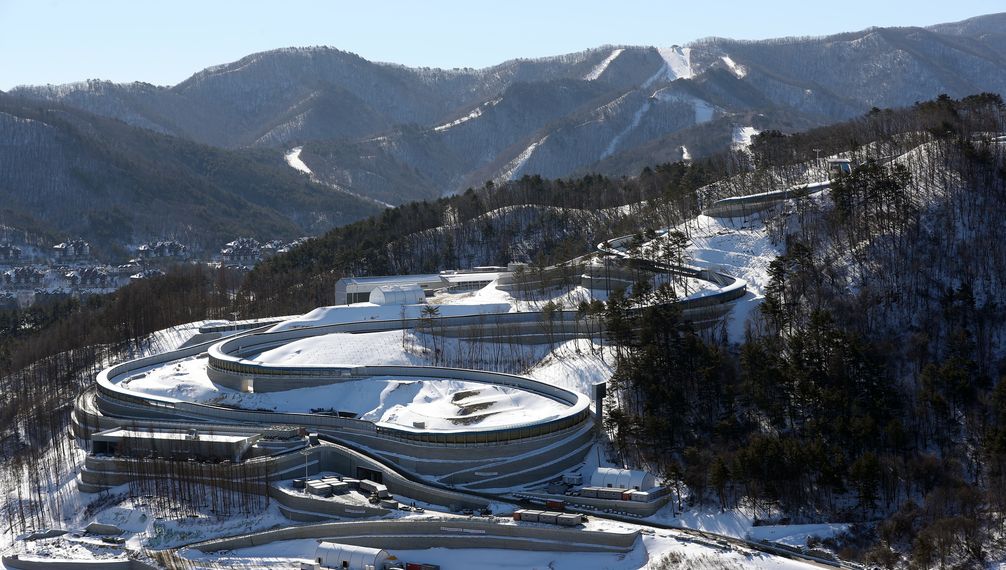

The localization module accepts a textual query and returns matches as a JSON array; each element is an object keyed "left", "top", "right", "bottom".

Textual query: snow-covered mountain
[{"left": 8, "top": 13, "right": 1006, "bottom": 205}]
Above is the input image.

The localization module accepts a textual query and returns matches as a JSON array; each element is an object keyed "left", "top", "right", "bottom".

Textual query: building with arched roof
[
  {"left": 590, "top": 467, "right": 657, "bottom": 491},
  {"left": 369, "top": 284, "right": 426, "bottom": 306},
  {"left": 316, "top": 542, "right": 393, "bottom": 569}
]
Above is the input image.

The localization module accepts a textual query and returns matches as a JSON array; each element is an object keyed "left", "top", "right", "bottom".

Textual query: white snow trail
[{"left": 584, "top": 48, "right": 625, "bottom": 81}]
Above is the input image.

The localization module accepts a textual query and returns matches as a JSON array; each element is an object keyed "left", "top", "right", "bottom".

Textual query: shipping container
[
  {"left": 361, "top": 479, "right": 391, "bottom": 498},
  {"left": 556, "top": 513, "right": 581, "bottom": 527},
  {"left": 596, "top": 488, "right": 625, "bottom": 500},
  {"left": 562, "top": 473, "right": 583, "bottom": 486},
  {"left": 521, "top": 510, "right": 543, "bottom": 522},
  {"left": 545, "top": 499, "right": 565, "bottom": 511},
  {"left": 512, "top": 509, "right": 525, "bottom": 521},
  {"left": 538, "top": 512, "right": 559, "bottom": 524}
]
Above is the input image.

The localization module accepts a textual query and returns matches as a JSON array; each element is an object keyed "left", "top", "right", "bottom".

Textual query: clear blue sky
[{"left": 1, "top": 0, "right": 1003, "bottom": 90}]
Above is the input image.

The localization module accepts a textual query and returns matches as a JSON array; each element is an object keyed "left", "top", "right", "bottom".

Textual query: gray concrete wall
[
  {"left": 0, "top": 556, "right": 148, "bottom": 570},
  {"left": 190, "top": 519, "right": 639, "bottom": 554},
  {"left": 524, "top": 491, "right": 672, "bottom": 517},
  {"left": 268, "top": 486, "right": 390, "bottom": 518},
  {"left": 79, "top": 439, "right": 490, "bottom": 512}
]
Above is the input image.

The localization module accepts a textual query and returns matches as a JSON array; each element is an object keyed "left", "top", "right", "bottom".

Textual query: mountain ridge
[{"left": 6, "top": 13, "right": 1006, "bottom": 214}]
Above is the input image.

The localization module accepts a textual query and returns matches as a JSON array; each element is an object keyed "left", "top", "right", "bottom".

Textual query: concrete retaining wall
[
  {"left": 525, "top": 491, "right": 672, "bottom": 517},
  {"left": 0, "top": 556, "right": 157, "bottom": 570},
  {"left": 190, "top": 519, "right": 639, "bottom": 554},
  {"left": 702, "top": 181, "right": 829, "bottom": 218},
  {"left": 78, "top": 438, "right": 490, "bottom": 512}
]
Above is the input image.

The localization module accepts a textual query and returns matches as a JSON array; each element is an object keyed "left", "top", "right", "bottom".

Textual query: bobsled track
[
  {"left": 71, "top": 234, "right": 747, "bottom": 503},
  {"left": 61, "top": 240, "right": 862, "bottom": 568},
  {"left": 72, "top": 237, "right": 748, "bottom": 504}
]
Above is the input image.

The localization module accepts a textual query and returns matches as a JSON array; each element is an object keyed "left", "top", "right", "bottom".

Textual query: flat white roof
[
  {"left": 442, "top": 272, "right": 505, "bottom": 283},
  {"left": 340, "top": 274, "right": 442, "bottom": 286},
  {"left": 95, "top": 428, "right": 251, "bottom": 443}
]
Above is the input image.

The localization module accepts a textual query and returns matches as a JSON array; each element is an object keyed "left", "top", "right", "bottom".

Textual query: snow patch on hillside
[
  {"left": 652, "top": 88, "right": 716, "bottom": 124},
  {"left": 584, "top": 48, "right": 625, "bottom": 81},
  {"left": 433, "top": 97, "right": 502, "bottom": 132},
  {"left": 497, "top": 135, "right": 548, "bottom": 182},
  {"left": 601, "top": 100, "right": 652, "bottom": 159},
  {"left": 732, "top": 126, "right": 760, "bottom": 150},
  {"left": 721, "top": 55, "right": 747, "bottom": 78},
  {"left": 528, "top": 340, "right": 615, "bottom": 397},
  {"left": 644, "top": 46, "right": 693, "bottom": 87},
  {"left": 284, "top": 146, "right": 313, "bottom": 175}
]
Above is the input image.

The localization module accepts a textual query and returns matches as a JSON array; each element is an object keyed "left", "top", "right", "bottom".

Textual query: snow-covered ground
[
  {"left": 655, "top": 46, "right": 694, "bottom": 81},
  {"left": 731, "top": 126, "right": 760, "bottom": 150},
  {"left": 269, "top": 301, "right": 512, "bottom": 331},
  {"left": 721, "top": 55, "right": 747, "bottom": 78},
  {"left": 651, "top": 87, "right": 716, "bottom": 124},
  {"left": 118, "top": 336, "right": 568, "bottom": 431},
  {"left": 433, "top": 97, "right": 502, "bottom": 132},
  {"left": 528, "top": 339, "right": 615, "bottom": 397},
  {"left": 136, "top": 319, "right": 228, "bottom": 356},
  {"left": 497, "top": 135, "right": 548, "bottom": 183},
  {"left": 284, "top": 146, "right": 312, "bottom": 175},
  {"left": 642, "top": 214, "right": 779, "bottom": 343}
]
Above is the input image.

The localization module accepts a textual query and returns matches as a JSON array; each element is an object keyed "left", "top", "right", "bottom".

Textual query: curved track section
[{"left": 85, "top": 317, "right": 595, "bottom": 492}]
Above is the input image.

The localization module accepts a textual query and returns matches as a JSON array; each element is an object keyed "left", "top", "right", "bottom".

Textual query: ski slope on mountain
[{"left": 585, "top": 48, "right": 625, "bottom": 81}]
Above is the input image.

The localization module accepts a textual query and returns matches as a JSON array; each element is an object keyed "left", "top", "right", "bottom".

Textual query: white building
[
  {"left": 590, "top": 467, "right": 657, "bottom": 491},
  {"left": 336, "top": 274, "right": 443, "bottom": 305},
  {"left": 369, "top": 283, "right": 426, "bottom": 305},
  {"left": 315, "top": 543, "right": 393, "bottom": 570}
]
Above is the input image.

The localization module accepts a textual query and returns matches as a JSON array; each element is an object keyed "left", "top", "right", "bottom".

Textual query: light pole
[{"left": 301, "top": 449, "right": 312, "bottom": 479}]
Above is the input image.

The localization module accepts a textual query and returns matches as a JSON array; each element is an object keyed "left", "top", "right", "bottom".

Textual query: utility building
[
  {"left": 589, "top": 467, "right": 657, "bottom": 491},
  {"left": 369, "top": 284, "right": 426, "bottom": 305},
  {"left": 335, "top": 275, "right": 442, "bottom": 305},
  {"left": 91, "top": 427, "right": 259, "bottom": 463},
  {"left": 315, "top": 543, "right": 393, "bottom": 570}
]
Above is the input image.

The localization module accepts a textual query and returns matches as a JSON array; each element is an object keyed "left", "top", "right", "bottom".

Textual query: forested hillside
[
  {"left": 0, "top": 94, "right": 381, "bottom": 250},
  {"left": 240, "top": 162, "right": 719, "bottom": 314},
  {"left": 604, "top": 94, "right": 1006, "bottom": 567},
  {"left": 9, "top": 13, "right": 1006, "bottom": 208}
]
